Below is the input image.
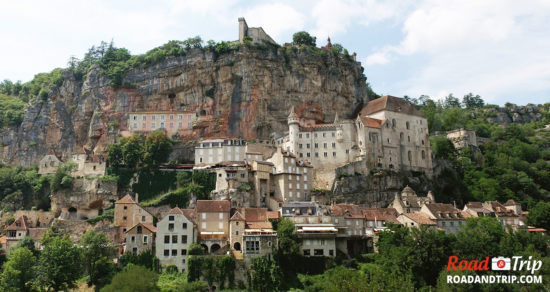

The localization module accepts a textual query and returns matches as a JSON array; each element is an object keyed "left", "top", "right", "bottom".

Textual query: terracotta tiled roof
[
  {"left": 0, "top": 236, "right": 5, "bottom": 245},
  {"left": 243, "top": 208, "right": 268, "bottom": 222},
  {"left": 7, "top": 216, "right": 31, "bottom": 231},
  {"left": 466, "top": 202, "right": 483, "bottom": 209},
  {"left": 361, "top": 95, "right": 425, "bottom": 118},
  {"left": 126, "top": 223, "right": 156, "bottom": 233},
  {"left": 182, "top": 209, "right": 195, "bottom": 221},
  {"left": 169, "top": 207, "right": 184, "bottom": 215},
  {"left": 330, "top": 204, "right": 364, "bottom": 218},
  {"left": 299, "top": 124, "right": 337, "bottom": 132},
  {"left": 363, "top": 208, "right": 400, "bottom": 224},
  {"left": 230, "top": 211, "right": 245, "bottom": 221},
  {"left": 267, "top": 211, "right": 281, "bottom": 219},
  {"left": 246, "top": 222, "right": 272, "bottom": 229},
  {"left": 196, "top": 200, "right": 231, "bottom": 212},
  {"left": 29, "top": 228, "right": 48, "bottom": 241},
  {"left": 404, "top": 212, "right": 436, "bottom": 225},
  {"left": 359, "top": 117, "right": 384, "bottom": 128},
  {"left": 504, "top": 199, "right": 519, "bottom": 206},
  {"left": 116, "top": 194, "right": 136, "bottom": 204},
  {"left": 425, "top": 203, "right": 465, "bottom": 219}
]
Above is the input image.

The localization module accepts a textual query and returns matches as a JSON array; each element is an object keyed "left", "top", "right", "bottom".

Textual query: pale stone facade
[
  {"left": 156, "top": 208, "right": 195, "bottom": 273},
  {"left": 420, "top": 203, "right": 469, "bottom": 234},
  {"left": 38, "top": 151, "right": 63, "bottom": 174},
  {"left": 444, "top": 128, "right": 478, "bottom": 150},
  {"left": 128, "top": 111, "right": 196, "bottom": 137},
  {"left": 71, "top": 153, "right": 106, "bottom": 178},
  {"left": 195, "top": 200, "right": 231, "bottom": 253},
  {"left": 238, "top": 17, "right": 276, "bottom": 45},
  {"left": 268, "top": 147, "right": 314, "bottom": 204},
  {"left": 125, "top": 223, "right": 156, "bottom": 255},
  {"left": 195, "top": 139, "right": 247, "bottom": 165},
  {"left": 229, "top": 208, "right": 276, "bottom": 258},
  {"left": 114, "top": 194, "right": 154, "bottom": 243},
  {"left": 390, "top": 186, "right": 435, "bottom": 214}
]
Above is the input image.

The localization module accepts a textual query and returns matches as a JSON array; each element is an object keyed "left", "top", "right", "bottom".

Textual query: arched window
[
  {"left": 400, "top": 132, "right": 404, "bottom": 142},
  {"left": 408, "top": 136, "right": 410, "bottom": 142},
  {"left": 392, "top": 119, "right": 396, "bottom": 128},
  {"left": 406, "top": 121, "right": 410, "bottom": 130},
  {"left": 408, "top": 151, "right": 412, "bottom": 162}
]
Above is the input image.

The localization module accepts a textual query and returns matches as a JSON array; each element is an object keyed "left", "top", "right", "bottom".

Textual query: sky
[{"left": 1, "top": 0, "right": 549, "bottom": 105}]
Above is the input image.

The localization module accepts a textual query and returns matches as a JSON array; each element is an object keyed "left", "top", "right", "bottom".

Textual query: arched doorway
[
  {"left": 210, "top": 244, "right": 221, "bottom": 253},
  {"left": 200, "top": 244, "right": 209, "bottom": 254},
  {"left": 68, "top": 207, "right": 77, "bottom": 219},
  {"left": 234, "top": 242, "right": 241, "bottom": 251}
]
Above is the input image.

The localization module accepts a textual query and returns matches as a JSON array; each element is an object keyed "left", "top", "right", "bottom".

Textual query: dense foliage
[
  {"left": 107, "top": 132, "right": 172, "bottom": 169},
  {"left": 0, "top": 164, "right": 50, "bottom": 211},
  {"left": 0, "top": 93, "right": 25, "bottom": 128}
]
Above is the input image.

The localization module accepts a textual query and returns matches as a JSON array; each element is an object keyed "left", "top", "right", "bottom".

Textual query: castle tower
[
  {"left": 288, "top": 106, "right": 299, "bottom": 154},
  {"left": 238, "top": 17, "right": 248, "bottom": 43}
]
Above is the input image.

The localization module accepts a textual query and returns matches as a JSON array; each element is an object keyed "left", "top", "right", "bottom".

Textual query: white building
[
  {"left": 155, "top": 207, "right": 195, "bottom": 273},
  {"left": 194, "top": 138, "right": 247, "bottom": 165}
]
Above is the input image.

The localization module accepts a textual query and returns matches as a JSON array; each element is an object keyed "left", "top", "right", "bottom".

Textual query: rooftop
[
  {"left": 361, "top": 95, "right": 425, "bottom": 118},
  {"left": 196, "top": 200, "right": 231, "bottom": 213}
]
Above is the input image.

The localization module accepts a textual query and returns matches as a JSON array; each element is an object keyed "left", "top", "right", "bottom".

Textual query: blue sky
[{"left": 1, "top": 0, "right": 549, "bottom": 105}]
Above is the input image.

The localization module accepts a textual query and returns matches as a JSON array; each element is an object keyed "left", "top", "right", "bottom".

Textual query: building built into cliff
[
  {"left": 277, "top": 96, "right": 434, "bottom": 185},
  {"left": 127, "top": 111, "right": 196, "bottom": 138}
]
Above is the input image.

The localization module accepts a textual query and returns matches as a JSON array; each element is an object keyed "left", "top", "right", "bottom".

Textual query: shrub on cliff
[
  {"left": 50, "top": 162, "right": 77, "bottom": 192},
  {"left": 292, "top": 31, "right": 316, "bottom": 47}
]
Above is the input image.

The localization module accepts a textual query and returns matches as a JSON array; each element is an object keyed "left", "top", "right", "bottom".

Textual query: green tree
[
  {"left": 80, "top": 231, "right": 117, "bottom": 289},
  {"left": 453, "top": 217, "right": 505, "bottom": 260},
  {"left": 12, "top": 236, "right": 36, "bottom": 254},
  {"left": 36, "top": 236, "right": 82, "bottom": 291},
  {"left": 292, "top": 31, "right": 316, "bottom": 47},
  {"left": 122, "top": 134, "right": 144, "bottom": 168},
  {"left": 250, "top": 256, "right": 281, "bottom": 292},
  {"left": 143, "top": 131, "right": 173, "bottom": 169},
  {"left": 527, "top": 201, "right": 550, "bottom": 231},
  {"left": 0, "top": 247, "right": 36, "bottom": 292},
  {"left": 50, "top": 162, "right": 77, "bottom": 192},
  {"left": 430, "top": 136, "right": 456, "bottom": 160},
  {"left": 462, "top": 93, "right": 484, "bottom": 109},
  {"left": 442, "top": 93, "right": 461, "bottom": 108},
  {"left": 107, "top": 142, "right": 123, "bottom": 167},
  {"left": 277, "top": 218, "right": 301, "bottom": 256},
  {"left": 101, "top": 264, "right": 159, "bottom": 292}
]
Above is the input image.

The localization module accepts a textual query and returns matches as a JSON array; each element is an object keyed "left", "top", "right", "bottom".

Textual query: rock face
[
  {"left": 475, "top": 105, "right": 543, "bottom": 126},
  {"left": 50, "top": 179, "right": 117, "bottom": 219},
  {"left": 2, "top": 46, "right": 369, "bottom": 166}
]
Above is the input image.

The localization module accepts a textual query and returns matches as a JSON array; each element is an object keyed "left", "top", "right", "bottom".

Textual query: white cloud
[
  {"left": 241, "top": 3, "right": 305, "bottom": 42},
  {"left": 364, "top": 51, "right": 390, "bottom": 65}
]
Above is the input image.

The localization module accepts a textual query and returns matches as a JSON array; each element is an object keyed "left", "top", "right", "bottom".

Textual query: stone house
[
  {"left": 463, "top": 201, "right": 523, "bottom": 229},
  {"left": 38, "top": 150, "right": 63, "bottom": 174},
  {"left": 238, "top": 17, "right": 276, "bottom": 45},
  {"left": 194, "top": 138, "right": 247, "bottom": 166},
  {"left": 5, "top": 216, "right": 47, "bottom": 255},
  {"left": 127, "top": 111, "right": 196, "bottom": 138},
  {"left": 156, "top": 207, "right": 195, "bottom": 273},
  {"left": 114, "top": 194, "right": 154, "bottom": 242},
  {"left": 293, "top": 218, "right": 337, "bottom": 258},
  {"left": 281, "top": 201, "right": 323, "bottom": 217},
  {"left": 390, "top": 186, "right": 435, "bottom": 214},
  {"left": 71, "top": 149, "right": 106, "bottom": 178},
  {"left": 420, "top": 203, "right": 470, "bottom": 234},
  {"left": 397, "top": 212, "right": 437, "bottom": 229},
  {"left": 125, "top": 223, "right": 156, "bottom": 255},
  {"left": 195, "top": 200, "right": 231, "bottom": 254},
  {"left": 504, "top": 199, "right": 523, "bottom": 215},
  {"left": 267, "top": 147, "right": 313, "bottom": 207},
  {"left": 229, "top": 208, "right": 276, "bottom": 258},
  {"left": 444, "top": 128, "right": 479, "bottom": 150}
]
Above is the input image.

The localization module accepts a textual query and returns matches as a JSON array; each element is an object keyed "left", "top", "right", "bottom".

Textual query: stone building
[
  {"left": 390, "top": 186, "right": 435, "bottom": 214},
  {"left": 194, "top": 138, "right": 247, "bottom": 165},
  {"left": 5, "top": 216, "right": 47, "bottom": 255},
  {"left": 114, "top": 194, "right": 154, "bottom": 242},
  {"left": 397, "top": 212, "right": 437, "bottom": 229},
  {"left": 38, "top": 150, "right": 63, "bottom": 174},
  {"left": 71, "top": 149, "right": 106, "bottom": 178},
  {"left": 420, "top": 203, "right": 470, "bottom": 234},
  {"left": 267, "top": 147, "right": 313, "bottom": 208},
  {"left": 444, "top": 128, "right": 479, "bottom": 150},
  {"left": 127, "top": 111, "right": 196, "bottom": 138},
  {"left": 277, "top": 96, "right": 433, "bottom": 187},
  {"left": 504, "top": 199, "right": 523, "bottom": 215},
  {"left": 229, "top": 208, "right": 276, "bottom": 258},
  {"left": 156, "top": 207, "right": 195, "bottom": 273},
  {"left": 238, "top": 17, "right": 276, "bottom": 45},
  {"left": 464, "top": 201, "right": 523, "bottom": 229},
  {"left": 125, "top": 223, "right": 156, "bottom": 255},
  {"left": 195, "top": 200, "right": 231, "bottom": 253}
]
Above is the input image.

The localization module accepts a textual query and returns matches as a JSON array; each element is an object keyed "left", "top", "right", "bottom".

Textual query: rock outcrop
[{"left": 2, "top": 46, "right": 369, "bottom": 166}]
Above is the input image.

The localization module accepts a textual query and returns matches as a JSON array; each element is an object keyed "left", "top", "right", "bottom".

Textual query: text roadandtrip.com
[{"left": 446, "top": 256, "right": 543, "bottom": 284}]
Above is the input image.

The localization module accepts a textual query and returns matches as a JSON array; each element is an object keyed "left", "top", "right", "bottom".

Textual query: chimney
[{"left": 135, "top": 193, "right": 139, "bottom": 203}]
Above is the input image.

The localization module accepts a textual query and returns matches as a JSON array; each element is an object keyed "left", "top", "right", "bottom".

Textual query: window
[
  {"left": 332, "top": 152, "right": 336, "bottom": 157},
  {"left": 289, "top": 183, "right": 293, "bottom": 189},
  {"left": 303, "top": 249, "right": 311, "bottom": 256},
  {"left": 168, "top": 223, "right": 174, "bottom": 231},
  {"left": 182, "top": 223, "right": 187, "bottom": 229},
  {"left": 314, "top": 249, "right": 324, "bottom": 256},
  {"left": 323, "top": 143, "right": 327, "bottom": 148},
  {"left": 245, "top": 241, "right": 260, "bottom": 254},
  {"left": 179, "top": 114, "right": 183, "bottom": 119},
  {"left": 299, "top": 134, "right": 302, "bottom": 138},
  {"left": 406, "top": 121, "right": 410, "bottom": 129},
  {"left": 219, "top": 222, "right": 223, "bottom": 229},
  {"left": 137, "top": 226, "right": 142, "bottom": 234},
  {"left": 315, "top": 152, "right": 319, "bottom": 157},
  {"left": 182, "top": 235, "right": 187, "bottom": 244},
  {"left": 236, "top": 231, "right": 239, "bottom": 235},
  {"left": 299, "top": 144, "right": 303, "bottom": 149},
  {"left": 142, "top": 216, "right": 146, "bottom": 222},
  {"left": 314, "top": 143, "right": 318, "bottom": 148},
  {"left": 408, "top": 136, "right": 410, "bottom": 142},
  {"left": 202, "top": 213, "right": 206, "bottom": 219},
  {"left": 172, "top": 250, "right": 177, "bottom": 257},
  {"left": 133, "top": 115, "right": 137, "bottom": 120},
  {"left": 306, "top": 133, "right": 309, "bottom": 138},
  {"left": 152, "top": 122, "right": 156, "bottom": 128},
  {"left": 422, "top": 150, "right": 425, "bottom": 160},
  {"left": 172, "top": 235, "right": 178, "bottom": 243},
  {"left": 131, "top": 236, "right": 135, "bottom": 242},
  {"left": 181, "top": 249, "right": 187, "bottom": 255},
  {"left": 143, "top": 116, "right": 146, "bottom": 121},
  {"left": 143, "top": 236, "right": 148, "bottom": 244},
  {"left": 324, "top": 152, "right": 327, "bottom": 157},
  {"left": 201, "top": 222, "right": 206, "bottom": 228},
  {"left": 332, "top": 132, "right": 335, "bottom": 137},
  {"left": 299, "top": 153, "right": 303, "bottom": 158},
  {"left": 123, "top": 216, "right": 127, "bottom": 221},
  {"left": 164, "top": 249, "right": 169, "bottom": 257},
  {"left": 164, "top": 236, "right": 170, "bottom": 243},
  {"left": 329, "top": 250, "right": 334, "bottom": 256},
  {"left": 219, "top": 213, "right": 224, "bottom": 219},
  {"left": 124, "top": 206, "right": 128, "bottom": 210},
  {"left": 332, "top": 142, "right": 335, "bottom": 148},
  {"left": 306, "top": 152, "right": 310, "bottom": 157},
  {"left": 392, "top": 119, "right": 396, "bottom": 128}
]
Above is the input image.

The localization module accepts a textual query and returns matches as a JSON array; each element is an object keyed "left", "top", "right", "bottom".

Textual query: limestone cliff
[{"left": 2, "top": 46, "right": 369, "bottom": 166}]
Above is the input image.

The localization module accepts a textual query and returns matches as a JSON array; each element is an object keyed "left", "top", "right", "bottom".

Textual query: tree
[
  {"left": 101, "top": 264, "right": 159, "bottom": 292},
  {"left": 453, "top": 217, "right": 505, "bottom": 260},
  {"left": 80, "top": 231, "right": 117, "bottom": 289},
  {"left": 527, "top": 201, "right": 550, "bottom": 231},
  {"left": 0, "top": 247, "right": 35, "bottom": 292},
  {"left": 143, "top": 131, "right": 173, "bottom": 169},
  {"left": 430, "top": 136, "right": 456, "bottom": 160},
  {"left": 249, "top": 256, "right": 281, "bottom": 292},
  {"left": 122, "top": 134, "right": 144, "bottom": 168},
  {"left": 277, "top": 218, "right": 301, "bottom": 256},
  {"left": 12, "top": 236, "right": 36, "bottom": 254},
  {"left": 107, "top": 142, "right": 123, "bottom": 167},
  {"left": 462, "top": 93, "right": 484, "bottom": 109},
  {"left": 50, "top": 162, "right": 77, "bottom": 192},
  {"left": 442, "top": 94, "right": 461, "bottom": 108},
  {"left": 292, "top": 31, "right": 316, "bottom": 47},
  {"left": 36, "top": 236, "right": 82, "bottom": 291}
]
